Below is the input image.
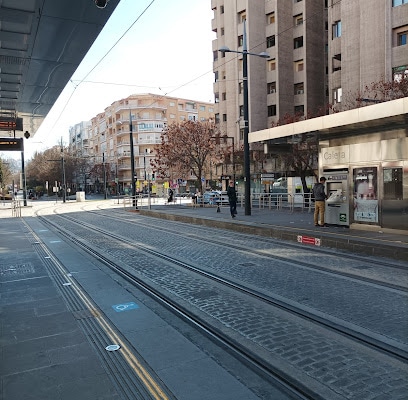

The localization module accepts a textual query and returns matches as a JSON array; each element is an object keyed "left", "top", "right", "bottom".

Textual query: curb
[{"left": 138, "top": 209, "right": 408, "bottom": 262}]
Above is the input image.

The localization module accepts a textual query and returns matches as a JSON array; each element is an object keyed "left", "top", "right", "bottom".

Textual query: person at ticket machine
[{"left": 312, "top": 177, "right": 328, "bottom": 227}]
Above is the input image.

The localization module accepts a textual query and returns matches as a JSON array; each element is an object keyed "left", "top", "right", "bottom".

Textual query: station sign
[
  {"left": 0, "top": 117, "right": 23, "bottom": 131},
  {"left": 0, "top": 137, "right": 24, "bottom": 151},
  {"left": 261, "top": 173, "right": 275, "bottom": 184}
]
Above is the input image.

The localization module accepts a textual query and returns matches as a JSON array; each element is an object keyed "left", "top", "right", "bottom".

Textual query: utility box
[{"left": 76, "top": 191, "right": 85, "bottom": 202}]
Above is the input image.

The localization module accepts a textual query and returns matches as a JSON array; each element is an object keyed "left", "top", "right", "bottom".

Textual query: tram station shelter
[
  {"left": 0, "top": 0, "right": 120, "bottom": 140},
  {"left": 249, "top": 97, "right": 408, "bottom": 232}
]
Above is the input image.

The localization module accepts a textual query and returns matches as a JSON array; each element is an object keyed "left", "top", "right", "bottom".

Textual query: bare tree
[
  {"left": 151, "top": 120, "right": 222, "bottom": 193},
  {"left": 340, "top": 76, "right": 408, "bottom": 110}
]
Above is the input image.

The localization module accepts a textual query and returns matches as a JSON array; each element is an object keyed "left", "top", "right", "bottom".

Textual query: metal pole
[
  {"left": 243, "top": 22, "right": 251, "bottom": 215},
  {"left": 103, "top": 153, "right": 107, "bottom": 199},
  {"left": 21, "top": 151, "right": 27, "bottom": 206},
  {"left": 129, "top": 111, "right": 137, "bottom": 208},
  {"left": 61, "top": 140, "right": 66, "bottom": 203},
  {"left": 232, "top": 136, "right": 236, "bottom": 185}
]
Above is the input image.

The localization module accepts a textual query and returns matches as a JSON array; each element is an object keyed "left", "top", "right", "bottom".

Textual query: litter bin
[{"left": 76, "top": 191, "right": 85, "bottom": 202}]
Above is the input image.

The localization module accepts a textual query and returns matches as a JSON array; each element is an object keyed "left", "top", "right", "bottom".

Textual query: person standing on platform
[
  {"left": 313, "top": 177, "right": 328, "bottom": 226},
  {"left": 227, "top": 181, "right": 237, "bottom": 218}
]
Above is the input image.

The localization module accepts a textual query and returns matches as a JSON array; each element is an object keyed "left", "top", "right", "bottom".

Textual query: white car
[{"left": 273, "top": 177, "right": 287, "bottom": 188}]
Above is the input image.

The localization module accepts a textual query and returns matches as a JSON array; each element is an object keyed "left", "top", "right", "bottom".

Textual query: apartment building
[
  {"left": 82, "top": 94, "right": 214, "bottom": 195},
  {"left": 211, "top": 0, "right": 327, "bottom": 147},
  {"left": 329, "top": 0, "right": 408, "bottom": 108},
  {"left": 69, "top": 121, "right": 91, "bottom": 158}
]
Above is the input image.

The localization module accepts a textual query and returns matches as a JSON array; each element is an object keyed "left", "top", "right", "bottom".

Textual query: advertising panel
[{"left": 353, "top": 167, "right": 378, "bottom": 223}]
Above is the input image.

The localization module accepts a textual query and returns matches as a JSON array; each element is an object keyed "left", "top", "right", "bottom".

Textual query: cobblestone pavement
[{"left": 42, "top": 206, "right": 408, "bottom": 400}]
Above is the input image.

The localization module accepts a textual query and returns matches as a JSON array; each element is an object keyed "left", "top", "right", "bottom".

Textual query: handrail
[{"left": 12, "top": 199, "right": 21, "bottom": 217}]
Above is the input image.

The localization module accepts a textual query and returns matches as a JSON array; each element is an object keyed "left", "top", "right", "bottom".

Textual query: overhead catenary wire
[{"left": 47, "top": 0, "right": 342, "bottom": 142}]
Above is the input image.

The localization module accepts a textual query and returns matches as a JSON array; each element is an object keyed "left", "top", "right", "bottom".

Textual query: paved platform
[{"left": 0, "top": 200, "right": 263, "bottom": 400}]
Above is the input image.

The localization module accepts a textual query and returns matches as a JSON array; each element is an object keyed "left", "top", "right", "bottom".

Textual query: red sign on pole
[{"left": 297, "top": 235, "right": 321, "bottom": 246}]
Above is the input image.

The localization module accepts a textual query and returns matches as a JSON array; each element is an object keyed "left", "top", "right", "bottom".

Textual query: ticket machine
[{"left": 323, "top": 170, "right": 349, "bottom": 226}]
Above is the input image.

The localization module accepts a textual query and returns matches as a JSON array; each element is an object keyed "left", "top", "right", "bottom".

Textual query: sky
[{"left": 9, "top": 0, "right": 216, "bottom": 160}]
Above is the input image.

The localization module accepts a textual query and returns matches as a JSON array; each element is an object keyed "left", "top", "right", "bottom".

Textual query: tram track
[
  {"left": 33, "top": 211, "right": 312, "bottom": 400},
  {"left": 87, "top": 207, "right": 408, "bottom": 291},
  {"left": 42, "top": 209, "right": 408, "bottom": 362},
  {"left": 33, "top": 208, "right": 407, "bottom": 371}
]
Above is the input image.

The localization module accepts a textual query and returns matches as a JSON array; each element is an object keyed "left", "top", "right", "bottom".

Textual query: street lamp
[
  {"left": 219, "top": 21, "right": 269, "bottom": 215},
  {"left": 102, "top": 152, "right": 107, "bottom": 199},
  {"left": 143, "top": 148, "right": 151, "bottom": 193},
  {"left": 129, "top": 111, "right": 137, "bottom": 208}
]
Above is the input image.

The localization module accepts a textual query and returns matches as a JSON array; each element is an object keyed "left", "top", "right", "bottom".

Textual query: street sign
[{"left": 0, "top": 117, "right": 23, "bottom": 131}]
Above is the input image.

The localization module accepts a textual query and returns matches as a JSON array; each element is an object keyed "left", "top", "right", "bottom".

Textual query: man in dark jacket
[
  {"left": 312, "top": 177, "right": 327, "bottom": 226},
  {"left": 227, "top": 181, "right": 237, "bottom": 218}
]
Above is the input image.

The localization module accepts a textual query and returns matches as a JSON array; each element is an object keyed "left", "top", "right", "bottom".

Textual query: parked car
[
  {"left": 198, "top": 191, "right": 229, "bottom": 205},
  {"left": 272, "top": 177, "right": 287, "bottom": 188}
]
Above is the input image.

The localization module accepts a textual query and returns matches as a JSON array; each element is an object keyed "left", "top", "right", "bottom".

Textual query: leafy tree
[{"left": 151, "top": 120, "right": 222, "bottom": 193}]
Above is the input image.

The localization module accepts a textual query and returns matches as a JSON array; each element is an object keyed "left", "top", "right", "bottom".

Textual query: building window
[
  {"left": 223, "top": 114, "right": 227, "bottom": 122},
  {"left": 393, "top": 0, "right": 408, "bottom": 6},
  {"left": 221, "top": 27, "right": 225, "bottom": 36},
  {"left": 268, "top": 59, "right": 276, "bottom": 71},
  {"left": 266, "top": 35, "right": 276, "bottom": 48},
  {"left": 295, "top": 0, "right": 303, "bottom": 2},
  {"left": 268, "top": 105, "right": 277, "bottom": 117},
  {"left": 267, "top": 12, "right": 275, "bottom": 24},
  {"left": 239, "top": 105, "right": 244, "bottom": 117},
  {"left": 332, "top": 54, "right": 341, "bottom": 71},
  {"left": 215, "top": 93, "right": 219, "bottom": 103},
  {"left": 294, "top": 36, "right": 303, "bottom": 49},
  {"left": 294, "top": 59, "right": 304, "bottom": 72},
  {"left": 239, "top": 11, "right": 246, "bottom": 23},
  {"left": 215, "top": 114, "right": 220, "bottom": 124},
  {"left": 294, "top": 14, "right": 303, "bottom": 26},
  {"left": 238, "top": 82, "right": 243, "bottom": 94},
  {"left": 220, "top": 5, "right": 224, "bottom": 13},
  {"left": 213, "top": 50, "right": 218, "bottom": 61},
  {"left": 294, "top": 105, "right": 304, "bottom": 115},
  {"left": 397, "top": 31, "right": 408, "bottom": 46},
  {"left": 222, "top": 92, "right": 227, "bottom": 101},
  {"left": 200, "top": 105, "right": 206, "bottom": 111},
  {"left": 214, "top": 71, "right": 219, "bottom": 82},
  {"left": 294, "top": 82, "right": 304, "bottom": 95},
  {"left": 332, "top": 20, "right": 341, "bottom": 38},
  {"left": 333, "top": 87, "right": 342, "bottom": 103},
  {"left": 238, "top": 35, "right": 244, "bottom": 47},
  {"left": 267, "top": 82, "right": 276, "bottom": 94}
]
